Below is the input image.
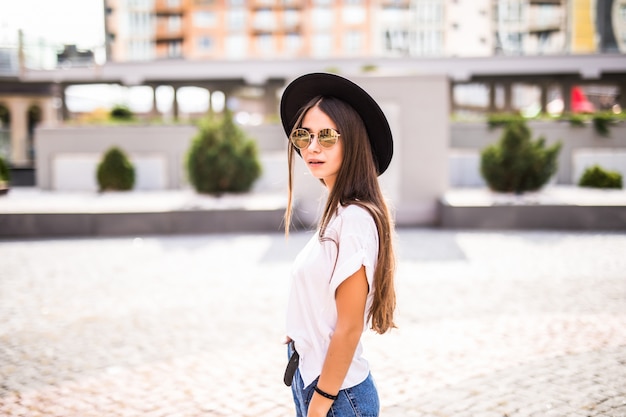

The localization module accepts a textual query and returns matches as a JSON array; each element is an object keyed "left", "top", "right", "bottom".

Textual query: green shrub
[
  {"left": 578, "top": 165, "right": 623, "bottom": 189},
  {"left": 592, "top": 113, "right": 614, "bottom": 137},
  {"left": 361, "top": 64, "right": 378, "bottom": 73},
  {"left": 0, "top": 105, "right": 9, "bottom": 127},
  {"left": 480, "top": 120, "right": 562, "bottom": 193},
  {"left": 566, "top": 113, "right": 586, "bottom": 127},
  {"left": 0, "top": 155, "right": 10, "bottom": 182},
  {"left": 96, "top": 146, "right": 135, "bottom": 191},
  {"left": 110, "top": 105, "right": 134, "bottom": 121},
  {"left": 186, "top": 111, "right": 261, "bottom": 194},
  {"left": 487, "top": 113, "right": 525, "bottom": 129}
]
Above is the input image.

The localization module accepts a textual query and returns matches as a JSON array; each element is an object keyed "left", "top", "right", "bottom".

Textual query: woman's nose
[{"left": 307, "top": 135, "right": 321, "bottom": 151}]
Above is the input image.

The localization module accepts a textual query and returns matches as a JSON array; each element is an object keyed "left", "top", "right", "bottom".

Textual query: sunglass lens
[
  {"left": 318, "top": 129, "right": 338, "bottom": 148},
  {"left": 290, "top": 129, "right": 310, "bottom": 149}
]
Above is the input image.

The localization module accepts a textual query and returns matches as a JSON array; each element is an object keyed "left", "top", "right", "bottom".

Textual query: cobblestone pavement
[{"left": 1, "top": 229, "right": 625, "bottom": 417}]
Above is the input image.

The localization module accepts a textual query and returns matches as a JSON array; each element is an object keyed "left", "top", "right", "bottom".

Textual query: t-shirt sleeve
[{"left": 329, "top": 207, "right": 379, "bottom": 295}]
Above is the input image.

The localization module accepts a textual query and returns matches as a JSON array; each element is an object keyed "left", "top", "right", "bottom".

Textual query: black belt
[{"left": 283, "top": 341, "right": 299, "bottom": 387}]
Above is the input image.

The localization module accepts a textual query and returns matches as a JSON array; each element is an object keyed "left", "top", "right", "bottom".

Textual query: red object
[{"left": 571, "top": 86, "right": 595, "bottom": 113}]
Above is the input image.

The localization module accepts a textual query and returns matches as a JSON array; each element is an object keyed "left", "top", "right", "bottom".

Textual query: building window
[
  {"left": 197, "top": 36, "right": 214, "bottom": 51},
  {"left": 342, "top": 6, "right": 366, "bottom": 25},
  {"left": 284, "top": 9, "right": 300, "bottom": 29},
  {"left": 255, "top": 34, "right": 274, "bottom": 55},
  {"left": 168, "top": 41, "right": 182, "bottom": 57},
  {"left": 194, "top": 11, "right": 217, "bottom": 27},
  {"left": 415, "top": 0, "right": 443, "bottom": 23},
  {"left": 384, "top": 29, "right": 410, "bottom": 54},
  {"left": 344, "top": 30, "right": 363, "bottom": 54},
  {"left": 130, "top": 12, "right": 152, "bottom": 35},
  {"left": 228, "top": 9, "right": 247, "bottom": 31},
  {"left": 413, "top": 30, "right": 443, "bottom": 55},
  {"left": 499, "top": 0, "right": 523, "bottom": 23},
  {"left": 226, "top": 35, "right": 247, "bottom": 57},
  {"left": 285, "top": 33, "right": 302, "bottom": 54},
  {"left": 129, "top": 40, "right": 153, "bottom": 60},
  {"left": 254, "top": 9, "right": 275, "bottom": 31},
  {"left": 312, "top": 33, "right": 333, "bottom": 56},
  {"left": 311, "top": 8, "right": 333, "bottom": 31},
  {"left": 129, "top": 0, "right": 151, "bottom": 7},
  {"left": 168, "top": 15, "right": 181, "bottom": 32}
]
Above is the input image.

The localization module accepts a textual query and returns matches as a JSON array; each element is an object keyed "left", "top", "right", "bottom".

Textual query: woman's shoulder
[{"left": 335, "top": 203, "right": 376, "bottom": 231}]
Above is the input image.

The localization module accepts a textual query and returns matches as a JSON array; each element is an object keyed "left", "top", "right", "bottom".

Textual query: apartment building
[
  {"left": 568, "top": 0, "right": 626, "bottom": 53},
  {"left": 105, "top": 0, "right": 378, "bottom": 60},
  {"left": 103, "top": 0, "right": 622, "bottom": 62}
]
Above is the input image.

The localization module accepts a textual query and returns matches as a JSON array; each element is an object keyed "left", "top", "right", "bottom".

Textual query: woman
[{"left": 280, "top": 73, "right": 397, "bottom": 417}]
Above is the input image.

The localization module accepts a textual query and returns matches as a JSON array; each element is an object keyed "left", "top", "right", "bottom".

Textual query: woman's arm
[{"left": 307, "top": 265, "right": 369, "bottom": 417}]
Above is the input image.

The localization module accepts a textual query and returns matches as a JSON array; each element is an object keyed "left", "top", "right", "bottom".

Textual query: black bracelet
[{"left": 314, "top": 385, "right": 338, "bottom": 401}]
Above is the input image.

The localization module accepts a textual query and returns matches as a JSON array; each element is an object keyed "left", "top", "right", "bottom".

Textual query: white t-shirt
[{"left": 286, "top": 204, "right": 379, "bottom": 389}]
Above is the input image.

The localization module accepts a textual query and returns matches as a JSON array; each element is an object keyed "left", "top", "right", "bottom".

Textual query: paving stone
[{"left": 1, "top": 229, "right": 625, "bottom": 416}]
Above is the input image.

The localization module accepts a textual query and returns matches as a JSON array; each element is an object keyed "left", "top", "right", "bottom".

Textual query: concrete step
[
  {"left": 0, "top": 188, "right": 288, "bottom": 237},
  {"left": 440, "top": 187, "right": 626, "bottom": 230}
]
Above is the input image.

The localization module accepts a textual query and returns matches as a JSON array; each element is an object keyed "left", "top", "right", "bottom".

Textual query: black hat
[{"left": 280, "top": 72, "right": 393, "bottom": 176}]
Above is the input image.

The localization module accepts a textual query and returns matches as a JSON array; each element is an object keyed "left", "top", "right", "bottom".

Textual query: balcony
[
  {"left": 250, "top": 0, "right": 304, "bottom": 9},
  {"left": 155, "top": 0, "right": 184, "bottom": 15},
  {"left": 155, "top": 24, "right": 184, "bottom": 41},
  {"left": 528, "top": 8, "right": 563, "bottom": 33}
]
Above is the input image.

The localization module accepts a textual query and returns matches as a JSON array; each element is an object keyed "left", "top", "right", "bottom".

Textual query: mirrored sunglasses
[{"left": 289, "top": 128, "right": 340, "bottom": 150}]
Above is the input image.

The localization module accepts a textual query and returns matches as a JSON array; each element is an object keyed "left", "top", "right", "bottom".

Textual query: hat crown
[{"left": 280, "top": 72, "right": 393, "bottom": 176}]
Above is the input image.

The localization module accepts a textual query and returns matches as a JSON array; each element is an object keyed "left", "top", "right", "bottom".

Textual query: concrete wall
[
  {"left": 35, "top": 124, "right": 290, "bottom": 192},
  {"left": 350, "top": 74, "right": 450, "bottom": 226},
  {"left": 450, "top": 121, "right": 626, "bottom": 186},
  {"left": 36, "top": 125, "right": 198, "bottom": 191}
]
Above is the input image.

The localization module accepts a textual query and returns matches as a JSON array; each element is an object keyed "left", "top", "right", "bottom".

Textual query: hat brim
[{"left": 280, "top": 73, "right": 393, "bottom": 176}]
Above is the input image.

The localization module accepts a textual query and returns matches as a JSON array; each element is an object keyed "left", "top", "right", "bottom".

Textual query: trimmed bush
[
  {"left": 0, "top": 155, "right": 10, "bottom": 182},
  {"left": 486, "top": 113, "right": 525, "bottom": 129},
  {"left": 565, "top": 113, "right": 586, "bottom": 127},
  {"left": 578, "top": 165, "right": 623, "bottom": 189},
  {"left": 480, "top": 120, "right": 562, "bottom": 193},
  {"left": 592, "top": 113, "right": 614, "bottom": 137},
  {"left": 186, "top": 111, "right": 261, "bottom": 194},
  {"left": 96, "top": 147, "right": 135, "bottom": 191},
  {"left": 110, "top": 105, "right": 134, "bottom": 121}
]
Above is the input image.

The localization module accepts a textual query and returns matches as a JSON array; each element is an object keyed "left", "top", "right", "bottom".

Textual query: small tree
[
  {"left": 0, "top": 155, "right": 10, "bottom": 183},
  {"left": 579, "top": 165, "right": 622, "bottom": 189},
  {"left": 96, "top": 147, "right": 135, "bottom": 191},
  {"left": 592, "top": 113, "right": 614, "bottom": 137},
  {"left": 0, "top": 155, "right": 10, "bottom": 194},
  {"left": 110, "top": 104, "right": 134, "bottom": 121},
  {"left": 186, "top": 111, "right": 261, "bottom": 194},
  {"left": 480, "top": 120, "right": 562, "bottom": 193}
]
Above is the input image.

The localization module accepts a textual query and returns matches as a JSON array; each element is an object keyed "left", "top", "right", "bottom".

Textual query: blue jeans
[{"left": 287, "top": 343, "right": 380, "bottom": 417}]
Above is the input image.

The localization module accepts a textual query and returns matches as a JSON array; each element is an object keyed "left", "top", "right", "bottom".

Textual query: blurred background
[{"left": 0, "top": 0, "right": 625, "bottom": 233}]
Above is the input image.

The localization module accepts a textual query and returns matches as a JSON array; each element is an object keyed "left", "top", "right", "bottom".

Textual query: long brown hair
[{"left": 284, "top": 96, "right": 396, "bottom": 334}]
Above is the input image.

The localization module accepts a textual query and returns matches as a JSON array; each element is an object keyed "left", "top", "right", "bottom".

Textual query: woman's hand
[{"left": 306, "top": 393, "right": 334, "bottom": 417}]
